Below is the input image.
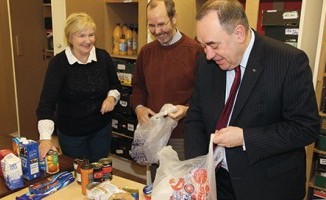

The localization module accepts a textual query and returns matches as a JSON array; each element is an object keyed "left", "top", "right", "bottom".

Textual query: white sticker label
[
  {"left": 283, "top": 11, "right": 299, "bottom": 19},
  {"left": 320, "top": 158, "right": 326, "bottom": 165},
  {"left": 117, "top": 64, "right": 126, "bottom": 70},
  {"left": 127, "top": 123, "right": 134, "bottom": 131},
  {"left": 119, "top": 100, "right": 127, "bottom": 107},
  {"left": 112, "top": 119, "right": 118, "bottom": 129},
  {"left": 285, "top": 28, "right": 299, "bottom": 35}
]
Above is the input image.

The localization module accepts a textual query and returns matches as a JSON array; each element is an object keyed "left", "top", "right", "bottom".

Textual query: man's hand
[
  {"left": 213, "top": 126, "right": 243, "bottom": 148},
  {"left": 135, "top": 106, "right": 156, "bottom": 124},
  {"left": 168, "top": 105, "right": 189, "bottom": 121},
  {"left": 39, "top": 140, "right": 57, "bottom": 160},
  {"left": 100, "top": 96, "right": 116, "bottom": 114}
]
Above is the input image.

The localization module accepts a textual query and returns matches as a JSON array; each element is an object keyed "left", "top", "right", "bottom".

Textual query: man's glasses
[{"left": 147, "top": 20, "right": 170, "bottom": 31}]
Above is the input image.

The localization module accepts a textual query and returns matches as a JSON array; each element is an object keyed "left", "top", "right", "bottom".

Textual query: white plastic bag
[
  {"left": 152, "top": 134, "right": 224, "bottom": 200},
  {"left": 129, "top": 104, "right": 178, "bottom": 164}
]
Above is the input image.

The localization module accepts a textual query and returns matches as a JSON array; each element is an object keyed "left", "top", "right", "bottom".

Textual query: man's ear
[{"left": 234, "top": 24, "right": 246, "bottom": 44}]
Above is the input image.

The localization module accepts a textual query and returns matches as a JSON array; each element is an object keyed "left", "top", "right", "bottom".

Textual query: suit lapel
[{"left": 230, "top": 33, "right": 264, "bottom": 124}]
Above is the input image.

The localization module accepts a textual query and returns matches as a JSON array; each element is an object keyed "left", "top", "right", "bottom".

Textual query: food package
[
  {"left": 1, "top": 153, "right": 24, "bottom": 190},
  {"left": 19, "top": 139, "right": 41, "bottom": 180},
  {"left": 16, "top": 171, "right": 75, "bottom": 200},
  {"left": 0, "top": 148, "right": 14, "bottom": 177},
  {"left": 86, "top": 180, "right": 128, "bottom": 200}
]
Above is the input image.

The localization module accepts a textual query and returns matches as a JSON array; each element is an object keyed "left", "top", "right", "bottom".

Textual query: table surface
[
  {"left": 2, "top": 174, "right": 146, "bottom": 200},
  {"left": 0, "top": 133, "right": 146, "bottom": 198}
]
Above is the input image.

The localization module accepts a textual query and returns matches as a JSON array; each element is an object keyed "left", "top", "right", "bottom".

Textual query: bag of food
[
  {"left": 130, "top": 104, "right": 178, "bottom": 164},
  {"left": 152, "top": 134, "right": 224, "bottom": 200}
]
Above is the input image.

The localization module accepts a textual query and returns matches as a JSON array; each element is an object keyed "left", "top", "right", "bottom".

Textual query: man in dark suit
[{"left": 184, "top": 0, "right": 320, "bottom": 199}]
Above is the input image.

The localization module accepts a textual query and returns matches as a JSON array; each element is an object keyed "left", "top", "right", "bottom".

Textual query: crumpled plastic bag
[
  {"left": 129, "top": 104, "right": 178, "bottom": 164},
  {"left": 152, "top": 134, "right": 224, "bottom": 200}
]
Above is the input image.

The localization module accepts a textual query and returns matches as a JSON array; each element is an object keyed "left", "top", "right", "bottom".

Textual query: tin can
[
  {"left": 143, "top": 184, "right": 152, "bottom": 200},
  {"left": 92, "top": 162, "right": 103, "bottom": 182},
  {"left": 45, "top": 150, "right": 59, "bottom": 174},
  {"left": 99, "top": 158, "right": 112, "bottom": 181}
]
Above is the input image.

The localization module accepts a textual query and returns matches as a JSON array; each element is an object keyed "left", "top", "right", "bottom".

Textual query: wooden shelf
[
  {"left": 308, "top": 181, "right": 326, "bottom": 192},
  {"left": 105, "top": 0, "right": 139, "bottom": 3},
  {"left": 314, "top": 148, "right": 326, "bottom": 155},
  {"left": 111, "top": 53, "right": 137, "bottom": 60}
]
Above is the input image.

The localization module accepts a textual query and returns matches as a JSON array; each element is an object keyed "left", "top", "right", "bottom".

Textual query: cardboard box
[
  {"left": 111, "top": 134, "right": 133, "bottom": 160},
  {"left": 262, "top": 10, "right": 300, "bottom": 47},
  {"left": 113, "top": 58, "right": 136, "bottom": 86},
  {"left": 112, "top": 113, "right": 137, "bottom": 138}
]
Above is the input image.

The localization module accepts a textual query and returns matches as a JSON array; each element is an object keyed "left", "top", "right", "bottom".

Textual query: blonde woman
[{"left": 37, "top": 12, "right": 121, "bottom": 162}]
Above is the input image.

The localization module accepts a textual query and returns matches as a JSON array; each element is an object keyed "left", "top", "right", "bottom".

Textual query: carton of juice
[{"left": 19, "top": 139, "right": 41, "bottom": 180}]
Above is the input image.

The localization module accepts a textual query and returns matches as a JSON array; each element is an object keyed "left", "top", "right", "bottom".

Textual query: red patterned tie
[{"left": 216, "top": 65, "right": 241, "bottom": 130}]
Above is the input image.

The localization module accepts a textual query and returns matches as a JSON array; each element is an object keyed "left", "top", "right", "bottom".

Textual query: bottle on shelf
[
  {"left": 113, "top": 23, "right": 122, "bottom": 55},
  {"left": 119, "top": 34, "right": 127, "bottom": 56},
  {"left": 132, "top": 24, "right": 138, "bottom": 55},
  {"left": 126, "top": 24, "right": 134, "bottom": 56},
  {"left": 122, "top": 23, "right": 128, "bottom": 36}
]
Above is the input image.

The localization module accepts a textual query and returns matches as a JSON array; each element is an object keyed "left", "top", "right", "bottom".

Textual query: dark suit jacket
[{"left": 184, "top": 32, "right": 320, "bottom": 200}]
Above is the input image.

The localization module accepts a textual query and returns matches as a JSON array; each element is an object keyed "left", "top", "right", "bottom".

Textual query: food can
[
  {"left": 143, "top": 184, "right": 152, "bottom": 200},
  {"left": 45, "top": 150, "right": 59, "bottom": 174},
  {"left": 92, "top": 162, "right": 103, "bottom": 182},
  {"left": 99, "top": 158, "right": 112, "bottom": 181}
]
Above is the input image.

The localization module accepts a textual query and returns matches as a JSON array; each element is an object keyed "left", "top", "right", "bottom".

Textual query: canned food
[
  {"left": 99, "top": 158, "right": 112, "bottom": 181},
  {"left": 143, "top": 184, "right": 152, "bottom": 200},
  {"left": 45, "top": 150, "right": 59, "bottom": 174},
  {"left": 92, "top": 162, "right": 103, "bottom": 182}
]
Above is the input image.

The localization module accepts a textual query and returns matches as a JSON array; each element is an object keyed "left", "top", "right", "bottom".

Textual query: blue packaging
[{"left": 19, "top": 140, "right": 41, "bottom": 180}]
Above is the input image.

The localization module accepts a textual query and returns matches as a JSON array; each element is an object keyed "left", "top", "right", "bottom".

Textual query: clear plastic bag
[
  {"left": 129, "top": 104, "right": 178, "bottom": 164},
  {"left": 152, "top": 134, "right": 224, "bottom": 200}
]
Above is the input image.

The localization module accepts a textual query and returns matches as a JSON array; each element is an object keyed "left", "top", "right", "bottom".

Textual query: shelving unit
[
  {"left": 307, "top": 1, "right": 326, "bottom": 199},
  {"left": 42, "top": 3, "right": 54, "bottom": 59},
  {"left": 104, "top": 0, "right": 146, "bottom": 59}
]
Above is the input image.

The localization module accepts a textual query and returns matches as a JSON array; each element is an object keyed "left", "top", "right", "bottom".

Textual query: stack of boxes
[
  {"left": 262, "top": 10, "right": 300, "bottom": 47},
  {"left": 111, "top": 58, "right": 138, "bottom": 160},
  {"left": 313, "top": 117, "right": 326, "bottom": 197}
]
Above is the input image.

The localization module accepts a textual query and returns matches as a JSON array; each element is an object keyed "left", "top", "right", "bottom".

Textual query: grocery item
[
  {"left": 92, "top": 162, "right": 103, "bottom": 182},
  {"left": 99, "top": 157, "right": 112, "bottom": 181},
  {"left": 1, "top": 153, "right": 24, "bottom": 190},
  {"left": 113, "top": 23, "right": 122, "bottom": 55},
  {"left": 17, "top": 171, "right": 75, "bottom": 200},
  {"left": 45, "top": 150, "right": 59, "bottom": 174},
  {"left": 119, "top": 34, "right": 127, "bottom": 56},
  {"left": 81, "top": 161, "right": 93, "bottom": 195},
  {"left": 19, "top": 139, "right": 41, "bottom": 180},
  {"left": 126, "top": 24, "right": 133, "bottom": 56}
]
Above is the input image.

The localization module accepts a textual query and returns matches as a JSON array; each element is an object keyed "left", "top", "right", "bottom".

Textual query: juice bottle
[
  {"left": 126, "top": 24, "right": 133, "bottom": 56},
  {"left": 122, "top": 23, "right": 128, "bottom": 36},
  {"left": 113, "top": 23, "right": 122, "bottom": 55},
  {"left": 132, "top": 24, "right": 138, "bottom": 55},
  {"left": 119, "top": 34, "right": 127, "bottom": 56}
]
